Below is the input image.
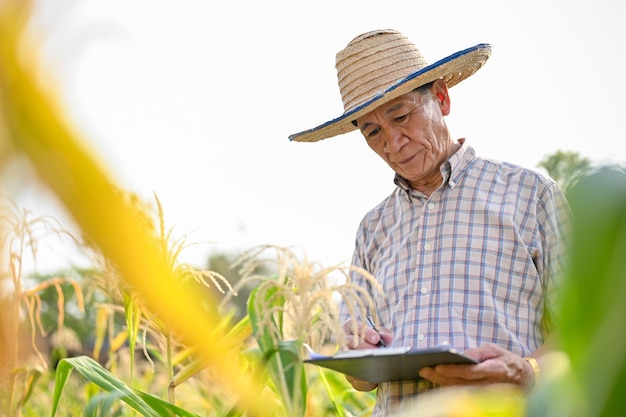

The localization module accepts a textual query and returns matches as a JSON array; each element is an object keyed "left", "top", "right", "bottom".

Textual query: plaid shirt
[{"left": 341, "top": 141, "right": 570, "bottom": 416}]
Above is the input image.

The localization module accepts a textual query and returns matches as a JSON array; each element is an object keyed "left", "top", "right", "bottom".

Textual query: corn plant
[
  {"left": 48, "top": 193, "right": 257, "bottom": 416},
  {"left": 0, "top": 196, "right": 86, "bottom": 417},
  {"left": 223, "top": 245, "right": 383, "bottom": 417}
]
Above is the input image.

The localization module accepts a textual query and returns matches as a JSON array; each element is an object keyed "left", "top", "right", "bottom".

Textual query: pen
[{"left": 365, "top": 315, "right": 386, "bottom": 348}]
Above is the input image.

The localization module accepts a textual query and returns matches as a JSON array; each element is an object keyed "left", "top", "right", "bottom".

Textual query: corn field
[{"left": 1, "top": 1, "right": 625, "bottom": 416}]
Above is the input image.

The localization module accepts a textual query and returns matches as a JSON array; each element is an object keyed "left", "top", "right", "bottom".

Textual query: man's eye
[
  {"left": 394, "top": 114, "right": 408, "bottom": 123},
  {"left": 367, "top": 128, "right": 380, "bottom": 139}
]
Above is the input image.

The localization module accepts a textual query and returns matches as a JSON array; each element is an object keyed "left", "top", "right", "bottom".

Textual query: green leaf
[
  {"left": 558, "top": 167, "right": 626, "bottom": 417},
  {"left": 248, "top": 285, "right": 283, "bottom": 353},
  {"left": 123, "top": 292, "right": 142, "bottom": 382},
  {"left": 85, "top": 392, "right": 123, "bottom": 417},
  {"left": 247, "top": 286, "right": 307, "bottom": 417},
  {"left": 51, "top": 356, "right": 200, "bottom": 417},
  {"left": 316, "top": 367, "right": 346, "bottom": 417},
  {"left": 51, "top": 357, "right": 74, "bottom": 417},
  {"left": 135, "top": 390, "right": 201, "bottom": 417}
]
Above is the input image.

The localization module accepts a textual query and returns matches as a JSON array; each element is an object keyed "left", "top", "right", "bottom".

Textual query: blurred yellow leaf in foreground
[{"left": 0, "top": 1, "right": 269, "bottom": 414}]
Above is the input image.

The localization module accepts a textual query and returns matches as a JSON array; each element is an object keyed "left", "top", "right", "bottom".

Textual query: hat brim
[{"left": 289, "top": 43, "right": 492, "bottom": 143}]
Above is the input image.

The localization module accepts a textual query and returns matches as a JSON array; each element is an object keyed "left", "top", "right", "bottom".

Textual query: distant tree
[{"left": 537, "top": 150, "right": 592, "bottom": 194}]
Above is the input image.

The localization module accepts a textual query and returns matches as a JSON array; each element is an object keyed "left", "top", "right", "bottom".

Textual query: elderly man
[{"left": 290, "top": 29, "right": 570, "bottom": 416}]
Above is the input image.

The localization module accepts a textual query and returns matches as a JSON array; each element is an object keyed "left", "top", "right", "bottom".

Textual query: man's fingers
[
  {"left": 343, "top": 318, "right": 394, "bottom": 348},
  {"left": 343, "top": 318, "right": 366, "bottom": 335}
]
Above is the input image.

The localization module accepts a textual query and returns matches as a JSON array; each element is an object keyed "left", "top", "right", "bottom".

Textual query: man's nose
[{"left": 383, "top": 127, "right": 404, "bottom": 153}]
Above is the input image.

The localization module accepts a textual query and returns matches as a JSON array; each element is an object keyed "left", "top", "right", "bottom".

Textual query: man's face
[{"left": 356, "top": 85, "right": 451, "bottom": 187}]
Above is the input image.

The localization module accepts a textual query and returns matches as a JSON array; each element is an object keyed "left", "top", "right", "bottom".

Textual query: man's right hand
[{"left": 342, "top": 318, "right": 394, "bottom": 391}]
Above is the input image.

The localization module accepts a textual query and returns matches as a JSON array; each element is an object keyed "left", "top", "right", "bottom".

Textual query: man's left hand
[{"left": 418, "top": 343, "right": 535, "bottom": 387}]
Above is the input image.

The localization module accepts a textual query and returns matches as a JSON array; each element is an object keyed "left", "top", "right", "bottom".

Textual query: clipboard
[{"left": 304, "top": 345, "right": 477, "bottom": 383}]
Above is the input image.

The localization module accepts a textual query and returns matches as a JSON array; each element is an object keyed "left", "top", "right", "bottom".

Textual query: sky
[{"left": 8, "top": 0, "right": 626, "bottom": 273}]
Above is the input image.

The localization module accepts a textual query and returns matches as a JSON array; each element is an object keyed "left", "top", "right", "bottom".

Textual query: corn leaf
[
  {"left": 84, "top": 392, "right": 124, "bottom": 417},
  {"left": 123, "top": 292, "right": 142, "bottom": 382},
  {"left": 248, "top": 286, "right": 307, "bottom": 417},
  {"left": 52, "top": 356, "right": 200, "bottom": 417},
  {"left": 315, "top": 367, "right": 348, "bottom": 417}
]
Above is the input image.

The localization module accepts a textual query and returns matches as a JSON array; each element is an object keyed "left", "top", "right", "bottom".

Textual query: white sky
[{"left": 10, "top": 0, "right": 626, "bottom": 272}]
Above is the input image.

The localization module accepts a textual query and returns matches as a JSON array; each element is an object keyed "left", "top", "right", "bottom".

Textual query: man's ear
[{"left": 432, "top": 79, "right": 451, "bottom": 116}]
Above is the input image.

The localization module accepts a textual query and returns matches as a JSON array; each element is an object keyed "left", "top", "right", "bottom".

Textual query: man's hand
[
  {"left": 342, "top": 318, "right": 394, "bottom": 391},
  {"left": 418, "top": 343, "right": 536, "bottom": 387},
  {"left": 344, "top": 318, "right": 393, "bottom": 350}
]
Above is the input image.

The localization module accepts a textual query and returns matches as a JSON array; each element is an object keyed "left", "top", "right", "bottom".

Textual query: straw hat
[{"left": 289, "top": 29, "right": 492, "bottom": 143}]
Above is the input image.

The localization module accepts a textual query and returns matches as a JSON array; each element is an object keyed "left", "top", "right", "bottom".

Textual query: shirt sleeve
[{"left": 537, "top": 180, "right": 572, "bottom": 334}]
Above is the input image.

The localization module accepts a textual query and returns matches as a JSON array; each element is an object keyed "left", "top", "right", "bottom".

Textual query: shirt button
[
  {"left": 420, "top": 287, "right": 429, "bottom": 295},
  {"left": 417, "top": 333, "right": 425, "bottom": 341},
  {"left": 427, "top": 203, "right": 435, "bottom": 210},
  {"left": 423, "top": 243, "right": 432, "bottom": 250}
]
